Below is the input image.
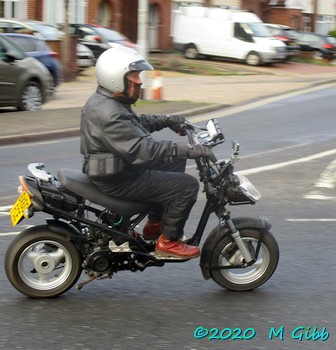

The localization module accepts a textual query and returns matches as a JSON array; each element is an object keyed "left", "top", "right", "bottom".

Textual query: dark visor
[{"left": 129, "top": 59, "right": 154, "bottom": 71}]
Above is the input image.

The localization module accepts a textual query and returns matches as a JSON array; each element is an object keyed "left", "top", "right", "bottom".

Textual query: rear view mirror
[{"left": 206, "top": 119, "right": 224, "bottom": 141}]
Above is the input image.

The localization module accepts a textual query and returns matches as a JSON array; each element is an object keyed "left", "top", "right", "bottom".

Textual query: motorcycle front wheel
[
  {"left": 5, "top": 226, "right": 83, "bottom": 298},
  {"left": 209, "top": 228, "right": 279, "bottom": 291}
]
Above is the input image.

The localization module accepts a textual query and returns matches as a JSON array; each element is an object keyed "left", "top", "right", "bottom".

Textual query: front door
[{"left": 148, "top": 4, "right": 159, "bottom": 51}]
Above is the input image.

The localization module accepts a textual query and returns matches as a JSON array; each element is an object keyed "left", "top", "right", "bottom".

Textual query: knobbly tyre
[{"left": 5, "top": 119, "right": 279, "bottom": 298}]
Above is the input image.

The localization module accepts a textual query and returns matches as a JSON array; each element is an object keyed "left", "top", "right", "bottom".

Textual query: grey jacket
[{"left": 80, "top": 88, "right": 178, "bottom": 176}]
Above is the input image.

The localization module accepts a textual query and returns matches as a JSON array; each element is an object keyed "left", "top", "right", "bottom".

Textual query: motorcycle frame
[{"left": 18, "top": 124, "right": 268, "bottom": 272}]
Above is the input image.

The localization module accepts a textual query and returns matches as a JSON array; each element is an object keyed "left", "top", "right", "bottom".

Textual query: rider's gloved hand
[
  {"left": 164, "top": 115, "right": 187, "bottom": 135},
  {"left": 176, "top": 143, "right": 217, "bottom": 163}
]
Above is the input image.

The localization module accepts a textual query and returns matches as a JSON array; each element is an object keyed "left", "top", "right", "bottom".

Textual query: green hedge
[{"left": 328, "top": 29, "right": 336, "bottom": 38}]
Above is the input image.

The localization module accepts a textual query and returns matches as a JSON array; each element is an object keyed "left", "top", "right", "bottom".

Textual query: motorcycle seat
[{"left": 57, "top": 168, "right": 151, "bottom": 217}]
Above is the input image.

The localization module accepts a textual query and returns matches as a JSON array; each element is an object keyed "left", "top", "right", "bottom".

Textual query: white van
[{"left": 172, "top": 6, "right": 287, "bottom": 65}]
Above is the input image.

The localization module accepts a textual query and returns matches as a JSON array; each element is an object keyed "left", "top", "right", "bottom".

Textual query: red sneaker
[
  {"left": 155, "top": 234, "right": 200, "bottom": 259},
  {"left": 142, "top": 219, "right": 161, "bottom": 241}
]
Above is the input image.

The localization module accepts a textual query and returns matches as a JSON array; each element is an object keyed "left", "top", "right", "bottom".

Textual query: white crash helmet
[{"left": 95, "top": 46, "right": 153, "bottom": 94}]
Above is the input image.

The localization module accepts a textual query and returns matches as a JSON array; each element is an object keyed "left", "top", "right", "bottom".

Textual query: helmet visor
[{"left": 129, "top": 59, "right": 154, "bottom": 71}]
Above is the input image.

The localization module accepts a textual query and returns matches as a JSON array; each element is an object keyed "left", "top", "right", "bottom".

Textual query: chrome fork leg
[{"left": 225, "top": 218, "right": 253, "bottom": 264}]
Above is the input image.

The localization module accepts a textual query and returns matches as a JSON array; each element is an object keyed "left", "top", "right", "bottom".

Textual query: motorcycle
[{"left": 5, "top": 119, "right": 279, "bottom": 298}]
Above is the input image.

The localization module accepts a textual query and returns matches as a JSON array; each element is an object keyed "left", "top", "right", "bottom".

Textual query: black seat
[{"left": 57, "top": 169, "right": 150, "bottom": 217}]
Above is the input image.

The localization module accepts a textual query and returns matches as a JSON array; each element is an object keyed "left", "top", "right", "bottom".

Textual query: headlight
[
  {"left": 226, "top": 174, "right": 261, "bottom": 204},
  {"left": 235, "top": 173, "right": 261, "bottom": 202}
]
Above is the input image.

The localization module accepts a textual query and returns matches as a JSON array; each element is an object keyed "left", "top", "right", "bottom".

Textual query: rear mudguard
[
  {"left": 200, "top": 216, "right": 272, "bottom": 280},
  {"left": 46, "top": 219, "right": 87, "bottom": 256}
]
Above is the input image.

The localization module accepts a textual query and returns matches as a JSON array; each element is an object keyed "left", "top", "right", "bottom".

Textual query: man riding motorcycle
[{"left": 80, "top": 46, "right": 215, "bottom": 259}]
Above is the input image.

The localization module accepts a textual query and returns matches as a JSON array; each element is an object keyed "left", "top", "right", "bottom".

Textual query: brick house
[
  {"left": 1, "top": 0, "right": 335, "bottom": 51},
  {"left": 241, "top": 0, "right": 303, "bottom": 30},
  {"left": 0, "top": 0, "right": 172, "bottom": 50}
]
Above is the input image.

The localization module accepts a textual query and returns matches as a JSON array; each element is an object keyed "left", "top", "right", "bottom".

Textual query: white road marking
[
  {"left": 238, "top": 149, "right": 336, "bottom": 176},
  {"left": 314, "top": 159, "right": 336, "bottom": 189},
  {"left": 304, "top": 158, "right": 336, "bottom": 200},
  {"left": 0, "top": 205, "right": 13, "bottom": 210},
  {"left": 0, "top": 232, "right": 20, "bottom": 236},
  {"left": 0, "top": 205, "right": 12, "bottom": 216},
  {"left": 189, "top": 82, "right": 336, "bottom": 122},
  {"left": 286, "top": 219, "right": 336, "bottom": 222}
]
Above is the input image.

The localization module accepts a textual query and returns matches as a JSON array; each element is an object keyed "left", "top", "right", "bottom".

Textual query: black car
[
  {"left": 264, "top": 24, "right": 301, "bottom": 59},
  {"left": 67, "top": 24, "right": 136, "bottom": 60},
  {"left": 295, "top": 32, "right": 336, "bottom": 60}
]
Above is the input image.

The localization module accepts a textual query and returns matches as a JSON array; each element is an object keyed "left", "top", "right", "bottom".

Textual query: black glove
[
  {"left": 176, "top": 143, "right": 217, "bottom": 163},
  {"left": 164, "top": 115, "right": 187, "bottom": 135}
]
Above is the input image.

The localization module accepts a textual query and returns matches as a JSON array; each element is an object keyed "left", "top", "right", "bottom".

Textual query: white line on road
[
  {"left": 0, "top": 205, "right": 13, "bottom": 211},
  {"left": 286, "top": 219, "right": 336, "bottom": 222},
  {"left": 0, "top": 232, "right": 20, "bottom": 236},
  {"left": 190, "top": 82, "right": 336, "bottom": 122},
  {"left": 238, "top": 149, "right": 336, "bottom": 176},
  {"left": 315, "top": 159, "right": 336, "bottom": 189}
]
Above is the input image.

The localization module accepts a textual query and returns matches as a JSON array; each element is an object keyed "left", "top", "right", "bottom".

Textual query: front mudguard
[{"left": 200, "top": 216, "right": 272, "bottom": 280}]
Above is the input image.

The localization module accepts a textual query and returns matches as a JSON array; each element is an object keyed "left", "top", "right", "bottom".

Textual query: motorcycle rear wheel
[
  {"left": 209, "top": 228, "right": 279, "bottom": 291},
  {"left": 5, "top": 226, "right": 83, "bottom": 298}
]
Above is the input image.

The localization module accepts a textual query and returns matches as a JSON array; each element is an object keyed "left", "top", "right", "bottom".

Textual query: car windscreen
[
  {"left": 242, "top": 22, "right": 272, "bottom": 38},
  {"left": 6, "top": 36, "right": 40, "bottom": 52},
  {"left": 26, "top": 22, "right": 63, "bottom": 40},
  {"left": 94, "top": 27, "right": 127, "bottom": 41},
  {"left": 0, "top": 35, "right": 25, "bottom": 59}
]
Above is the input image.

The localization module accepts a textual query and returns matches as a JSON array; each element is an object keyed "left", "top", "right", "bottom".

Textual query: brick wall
[
  {"left": 27, "top": 0, "right": 43, "bottom": 20},
  {"left": 85, "top": 0, "right": 171, "bottom": 50},
  {"left": 152, "top": 0, "right": 172, "bottom": 50},
  {"left": 241, "top": 0, "right": 303, "bottom": 29},
  {"left": 265, "top": 7, "right": 302, "bottom": 28},
  {"left": 47, "top": 37, "right": 78, "bottom": 81}
]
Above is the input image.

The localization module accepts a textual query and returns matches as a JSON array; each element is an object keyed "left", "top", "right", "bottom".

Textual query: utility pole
[
  {"left": 62, "top": 0, "right": 70, "bottom": 81},
  {"left": 137, "top": 0, "right": 149, "bottom": 99},
  {"left": 312, "top": 0, "right": 318, "bottom": 32}
]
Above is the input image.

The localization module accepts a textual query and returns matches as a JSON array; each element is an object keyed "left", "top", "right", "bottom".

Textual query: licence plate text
[{"left": 10, "top": 192, "right": 32, "bottom": 226}]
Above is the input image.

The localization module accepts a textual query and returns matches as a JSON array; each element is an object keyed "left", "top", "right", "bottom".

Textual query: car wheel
[
  {"left": 18, "top": 81, "right": 43, "bottom": 111},
  {"left": 313, "top": 50, "right": 323, "bottom": 60}
]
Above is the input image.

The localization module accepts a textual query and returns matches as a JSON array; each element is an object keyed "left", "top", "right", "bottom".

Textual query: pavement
[{"left": 0, "top": 57, "right": 336, "bottom": 146}]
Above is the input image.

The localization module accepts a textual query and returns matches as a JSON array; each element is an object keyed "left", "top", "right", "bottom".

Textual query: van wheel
[
  {"left": 246, "top": 51, "right": 261, "bottom": 66},
  {"left": 184, "top": 44, "right": 199, "bottom": 59}
]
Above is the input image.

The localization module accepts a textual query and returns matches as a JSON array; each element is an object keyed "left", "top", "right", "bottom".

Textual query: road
[{"left": 0, "top": 84, "right": 335, "bottom": 349}]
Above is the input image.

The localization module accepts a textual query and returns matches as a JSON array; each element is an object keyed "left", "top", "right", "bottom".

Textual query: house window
[
  {"left": 291, "top": 15, "right": 299, "bottom": 31},
  {"left": 1, "top": 0, "right": 26, "bottom": 18}
]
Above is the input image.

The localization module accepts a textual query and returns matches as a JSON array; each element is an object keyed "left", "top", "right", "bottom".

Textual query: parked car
[
  {"left": 67, "top": 23, "right": 136, "bottom": 60},
  {"left": 0, "top": 18, "right": 63, "bottom": 40},
  {"left": 0, "top": 18, "right": 94, "bottom": 70},
  {"left": 76, "top": 43, "right": 94, "bottom": 71},
  {"left": 3, "top": 33, "right": 62, "bottom": 86},
  {"left": 264, "top": 24, "right": 301, "bottom": 59},
  {"left": 295, "top": 32, "right": 336, "bottom": 60},
  {"left": 0, "top": 34, "right": 53, "bottom": 111}
]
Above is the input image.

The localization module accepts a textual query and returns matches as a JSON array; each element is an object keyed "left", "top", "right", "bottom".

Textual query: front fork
[{"left": 220, "top": 211, "right": 253, "bottom": 264}]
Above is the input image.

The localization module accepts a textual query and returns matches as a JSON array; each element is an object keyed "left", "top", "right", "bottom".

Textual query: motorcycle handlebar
[{"left": 183, "top": 124, "right": 196, "bottom": 145}]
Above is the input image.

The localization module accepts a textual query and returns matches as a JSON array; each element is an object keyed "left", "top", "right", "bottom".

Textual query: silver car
[{"left": 0, "top": 34, "right": 53, "bottom": 111}]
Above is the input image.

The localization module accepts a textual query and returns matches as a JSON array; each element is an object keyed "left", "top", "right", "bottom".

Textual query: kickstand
[{"left": 76, "top": 275, "right": 98, "bottom": 290}]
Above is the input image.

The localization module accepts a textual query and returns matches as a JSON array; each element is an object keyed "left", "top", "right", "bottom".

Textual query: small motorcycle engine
[{"left": 86, "top": 249, "right": 113, "bottom": 273}]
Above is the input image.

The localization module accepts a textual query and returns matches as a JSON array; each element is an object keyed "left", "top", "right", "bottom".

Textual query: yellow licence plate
[{"left": 10, "top": 192, "right": 32, "bottom": 226}]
